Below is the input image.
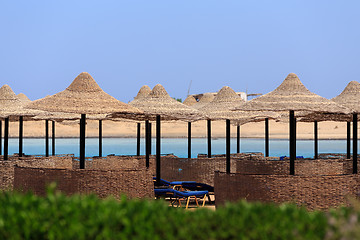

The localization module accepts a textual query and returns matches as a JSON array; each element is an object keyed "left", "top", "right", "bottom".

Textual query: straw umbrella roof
[
  {"left": 0, "top": 85, "right": 40, "bottom": 119},
  {"left": 294, "top": 81, "right": 360, "bottom": 122},
  {"left": 130, "top": 85, "right": 151, "bottom": 103},
  {"left": 192, "top": 93, "right": 215, "bottom": 109},
  {"left": 121, "top": 84, "right": 204, "bottom": 121},
  {"left": 27, "top": 72, "right": 144, "bottom": 120},
  {"left": 183, "top": 95, "right": 197, "bottom": 106},
  {"left": 232, "top": 73, "right": 350, "bottom": 115},
  {"left": 198, "top": 86, "right": 278, "bottom": 124},
  {"left": 17, "top": 93, "right": 31, "bottom": 103},
  {"left": 332, "top": 81, "right": 360, "bottom": 112}
]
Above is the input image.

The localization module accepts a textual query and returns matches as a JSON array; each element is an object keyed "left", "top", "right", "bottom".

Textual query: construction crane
[{"left": 186, "top": 80, "right": 192, "bottom": 97}]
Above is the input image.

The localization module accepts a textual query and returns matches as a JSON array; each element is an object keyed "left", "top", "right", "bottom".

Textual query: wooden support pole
[
  {"left": 347, "top": 121, "right": 351, "bottom": 159},
  {"left": 52, "top": 121, "right": 55, "bottom": 156},
  {"left": 289, "top": 110, "right": 295, "bottom": 175},
  {"left": 145, "top": 120, "right": 150, "bottom": 168},
  {"left": 156, "top": 115, "right": 161, "bottom": 186},
  {"left": 19, "top": 116, "right": 23, "bottom": 157},
  {"left": 314, "top": 121, "right": 318, "bottom": 159},
  {"left": 80, "top": 114, "right": 86, "bottom": 169},
  {"left": 4, "top": 118, "right": 9, "bottom": 160},
  {"left": 265, "top": 118, "right": 269, "bottom": 157},
  {"left": 237, "top": 125, "right": 240, "bottom": 154},
  {"left": 207, "top": 119, "right": 211, "bottom": 158},
  {"left": 353, "top": 113, "right": 358, "bottom": 174},
  {"left": 99, "top": 120, "right": 102, "bottom": 157},
  {"left": 136, "top": 122, "right": 140, "bottom": 156},
  {"left": 226, "top": 119, "right": 230, "bottom": 174},
  {"left": 45, "top": 120, "right": 49, "bottom": 157},
  {"left": 188, "top": 122, "right": 191, "bottom": 159}
]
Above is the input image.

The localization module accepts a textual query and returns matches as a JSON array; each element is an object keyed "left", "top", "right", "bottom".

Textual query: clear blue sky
[{"left": 1, "top": 1, "right": 359, "bottom": 102}]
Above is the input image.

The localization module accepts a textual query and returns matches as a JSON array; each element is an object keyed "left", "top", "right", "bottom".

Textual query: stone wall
[
  {"left": 214, "top": 171, "right": 360, "bottom": 210},
  {"left": 13, "top": 166, "right": 153, "bottom": 199},
  {"left": 0, "top": 156, "right": 73, "bottom": 190}
]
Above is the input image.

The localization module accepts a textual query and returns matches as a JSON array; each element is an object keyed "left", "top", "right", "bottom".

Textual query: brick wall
[
  {"left": 13, "top": 166, "right": 154, "bottom": 199},
  {"left": 214, "top": 171, "right": 360, "bottom": 210}
]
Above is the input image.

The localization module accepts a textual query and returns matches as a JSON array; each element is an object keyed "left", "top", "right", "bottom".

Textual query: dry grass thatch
[
  {"left": 232, "top": 73, "right": 350, "bottom": 114},
  {"left": 120, "top": 84, "right": 205, "bottom": 121},
  {"left": 0, "top": 85, "right": 41, "bottom": 119},
  {"left": 17, "top": 93, "right": 31, "bottom": 103},
  {"left": 192, "top": 93, "right": 215, "bottom": 109},
  {"left": 26, "top": 72, "right": 144, "bottom": 120},
  {"left": 183, "top": 95, "right": 197, "bottom": 106},
  {"left": 198, "top": 86, "right": 279, "bottom": 124}
]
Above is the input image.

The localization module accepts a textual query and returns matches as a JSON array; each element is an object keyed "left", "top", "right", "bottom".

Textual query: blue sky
[{"left": 1, "top": 1, "right": 359, "bottom": 102}]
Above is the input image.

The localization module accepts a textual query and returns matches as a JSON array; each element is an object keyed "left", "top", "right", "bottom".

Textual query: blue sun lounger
[
  {"left": 154, "top": 188, "right": 208, "bottom": 209},
  {"left": 153, "top": 177, "right": 214, "bottom": 192}
]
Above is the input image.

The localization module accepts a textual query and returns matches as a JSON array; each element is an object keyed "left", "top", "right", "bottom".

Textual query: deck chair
[{"left": 154, "top": 188, "right": 208, "bottom": 209}]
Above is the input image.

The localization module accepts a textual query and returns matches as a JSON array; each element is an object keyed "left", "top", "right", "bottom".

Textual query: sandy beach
[{"left": 3, "top": 119, "right": 354, "bottom": 140}]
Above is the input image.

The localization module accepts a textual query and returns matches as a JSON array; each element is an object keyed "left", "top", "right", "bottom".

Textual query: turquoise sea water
[{"left": 1, "top": 138, "right": 355, "bottom": 158}]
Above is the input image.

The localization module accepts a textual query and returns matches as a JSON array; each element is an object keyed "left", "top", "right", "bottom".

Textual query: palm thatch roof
[
  {"left": 0, "top": 85, "right": 40, "bottom": 119},
  {"left": 130, "top": 85, "right": 151, "bottom": 103},
  {"left": 192, "top": 93, "right": 215, "bottom": 109},
  {"left": 183, "top": 95, "right": 197, "bottom": 106},
  {"left": 26, "top": 72, "right": 144, "bottom": 120},
  {"left": 332, "top": 81, "right": 360, "bottom": 112},
  {"left": 198, "top": 86, "right": 278, "bottom": 124},
  {"left": 295, "top": 81, "right": 360, "bottom": 122},
  {"left": 17, "top": 93, "right": 31, "bottom": 103},
  {"left": 117, "top": 84, "right": 205, "bottom": 121},
  {"left": 232, "top": 73, "right": 350, "bottom": 115}
]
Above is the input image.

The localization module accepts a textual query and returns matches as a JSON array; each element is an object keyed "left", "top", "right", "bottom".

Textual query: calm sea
[{"left": 2, "top": 138, "right": 355, "bottom": 158}]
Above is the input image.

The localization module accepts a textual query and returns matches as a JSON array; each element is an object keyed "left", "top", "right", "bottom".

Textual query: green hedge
[{"left": 0, "top": 185, "right": 343, "bottom": 239}]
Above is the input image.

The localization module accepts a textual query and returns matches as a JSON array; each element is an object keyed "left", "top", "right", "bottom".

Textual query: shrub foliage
[{"left": 0, "top": 185, "right": 347, "bottom": 240}]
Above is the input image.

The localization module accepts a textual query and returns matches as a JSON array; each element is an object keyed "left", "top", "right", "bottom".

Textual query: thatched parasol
[
  {"left": 295, "top": 81, "right": 360, "bottom": 162},
  {"left": 198, "top": 86, "right": 278, "bottom": 169},
  {"left": 233, "top": 73, "right": 351, "bottom": 175},
  {"left": 332, "top": 81, "right": 360, "bottom": 172},
  {"left": 0, "top": 85, "right": 39, "bottom": 118},
  {"left": 192, "top": 93, "right": 215, "bottom": 109},
  {"left": 183, "top": 95, "right": 197, "bottom": 106},
  {"left": 17, "top": 93, "right": 31, "bottom": 103},
  {"left": 115, "top": 84, "right": 205, "bottom": 185},
  {"left": 26, "top": 72, "right": 144, "bottom": 169},
  {"left": 0, "top": 85, "right": 43, "bottom": 159},
  {"left": 124, "top": 84, "right": 204, "bottom": 121},
  {"left": 27, "top": 72, "right": 143, "bottom": 117},
  {"left": 130, "top": 85, "right": 151, "bottom": 103},
  {"left": 199, "top": 86, "right": 278, "bottom": 122},
  {"left": 233, "top": 73, "right": 350, "bottom": 114}
]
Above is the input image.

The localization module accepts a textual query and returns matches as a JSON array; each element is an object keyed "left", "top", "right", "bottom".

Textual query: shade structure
[
  {"left": 124, "top": 84, "right": 204, "bottom": 121},
  {"left": 233, "top": 73, "right": 350, "bottom": 175},
  {"left": 0, "top": 85, "right": 39, "bottom": 118},
  {"left": 0, "top": 85, "right": 40, "bottom": 159},
  {"left": 192, "top": 93, "right": 215, "bottom": 110},
  {"left": 297, "top": 81, "right": 360, "bottom": 170},
  {"left": 116, "top": 84, "right": 205, "bottom": 186},
  {"left": 183, "top": 95, "right": 197, "bottom": 106},
  {"left": 130, "top": 85, "right": 151, "bottom": 103},
  {"left": 199, "top": 86, "right": 277, "bottom": 164},
  {"left": 332, "top": 81, "right": 360, "bottom": 173},
  {"left": 198, "top": 86, "right": 244, "bottom": 163},
  {"left": 17, "top": 93, "right": 31, "bottom": 103},
  {"left": 27, "top": 72, "right": 144, "bottom": 169},
  {"left": 233, "top": 73, "right": 350, "bottom": 114}
]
